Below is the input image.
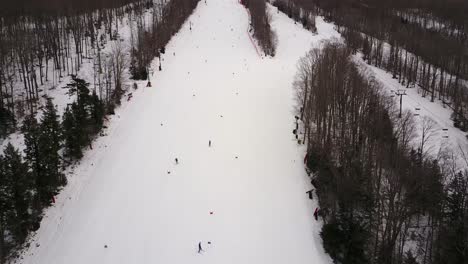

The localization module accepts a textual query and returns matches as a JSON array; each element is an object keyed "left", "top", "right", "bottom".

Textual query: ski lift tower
[{"left": 391, "top": 89, "right": 407, "bottom": 118}]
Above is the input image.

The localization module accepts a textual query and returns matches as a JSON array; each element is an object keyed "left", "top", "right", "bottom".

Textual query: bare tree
[
  {"left": 110, "top": 40, "right": 128, "bottom": 102},
  {"left": 419, "top": 116, "right": 437, "bottom": 158}
]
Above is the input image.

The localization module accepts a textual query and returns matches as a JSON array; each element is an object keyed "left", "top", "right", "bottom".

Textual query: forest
[
  {"left": 289, "top": 0, "right": 468, "bottom": 263},
  {"left": 242, "top": 0, "right": 277, "bottom": 56},
  {"left": 297, "top": 40, "right": 467, "bottom": 264},
  {"left": 286, "top": 0, "right": 468, "bottom": 131},
  {"left": 0, "top": 0, "right": 199, "bottom": 262}
]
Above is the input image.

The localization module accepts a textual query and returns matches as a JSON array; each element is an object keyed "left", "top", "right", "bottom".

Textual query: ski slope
[{"left": 15, "top": 0, "right": 338, "bottom": 263}]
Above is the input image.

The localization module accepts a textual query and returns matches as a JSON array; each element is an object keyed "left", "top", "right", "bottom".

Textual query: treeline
[
  {"left": 241, "top": 0, "right": 276, "bottom": 56},
  {"left": 0, "top": 0, "right": 149, "bottom": 138},
  {"left": 130, "top": 0, "right": 201, "bottom": 79},
  {"left": 0, "top": 0, "right": 143, "bottom": 16},
  {"left": 271, "top": 0, "right": 317, "bottom": 33},
  {"left": 297, "top": 42, "right": 467, "bottom": 264},
  {"left": 309, "top": 0, "right": 468, "bottom": 131},
  {"left": 0, "top": 77, "right": 108, "bottom": 263}
]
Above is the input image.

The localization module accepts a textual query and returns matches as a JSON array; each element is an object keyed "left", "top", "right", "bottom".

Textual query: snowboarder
[
  {"left": 306, "top": 189, "right": 314, "bottom": 200},
  {"left": 175, "top": 158, "right": 179, "bottom": 164},
  {"left": 314, "top": 207, "right": 319, "bottom": 221},
  {"left": 198, "top": 242, "right": 203, "bottom": 253},
  {"left": 209, "top": 140, "right": 211, "bottom": 147}
]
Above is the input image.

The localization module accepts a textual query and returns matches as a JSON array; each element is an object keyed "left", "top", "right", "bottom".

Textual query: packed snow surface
[{"left": 16, "top": 0, "right": 339, "bottom": 263}]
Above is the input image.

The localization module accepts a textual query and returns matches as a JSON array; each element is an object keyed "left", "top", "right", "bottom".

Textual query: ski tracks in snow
[{"left": 16, "top": 1, "right": 341, "bottom": 263}]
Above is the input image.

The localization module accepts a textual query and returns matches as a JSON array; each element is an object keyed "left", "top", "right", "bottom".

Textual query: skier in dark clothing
[
  {"left": 198, "top": 242, "right": 203, "bottom": 253},
  {"left": 306, "top": 189, "right": 314, "bottom": 200},
  {"left": 175, "top": 158, "right": 179, "bottom": 164},
  {"left": 209, "top": 140, "right": 211, "bottom": 147},
  {"left": 314, "top": 207, "right": 319, "bottom": 221}
]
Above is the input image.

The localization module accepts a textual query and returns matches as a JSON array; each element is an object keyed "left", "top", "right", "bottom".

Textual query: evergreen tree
[
  {"left": 2, "top": 144, "right": 31, "bottom": 244},
  {"left": 66, "top": 77, "right": 92, "bottom": 146},
  {"left": 321, "top": 210, "right": 370, "bottom": 264},
  {"left": 62, "top": 99, "right": 90, "bottom": 160},
  {"left": 21, "top": 114, "right": 44, "bottom": 217},
  {"left": 0, "top": 154, "right": 14, "bottom": 264},
  {"left": 0, "top": 106, "right": 15, "bottom": 139},
  {"left": 22, "top": 114, "right": 42, "bottom": 181},
  {"left": 66, "top": 76, "right": 90, "bottom": 106},
  {"left": 436, "top": 171, "right": 468, "bottom": 264},
  {"left": 38, "top": 99, "right": 65, "bottom": 202},
  {"left": 72, "top": 101, "right": 89, "bottom": 150},
  {"left": 62, "top": 105, "right": 82, "bottom": 160},
  {"left": 89, "top": 90, "right": 105, "bottom": 134}
]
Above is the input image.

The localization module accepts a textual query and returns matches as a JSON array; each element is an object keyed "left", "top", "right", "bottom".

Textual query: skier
[
  {"left": 198, "top": 242, "right": 203, "bottom": 253},
  {"left": 175, "top": 158, "right": 179, "bottom": 164},
  {"left": 314, "top": 207, "right": 319, "bottom": 221},
  {"left": 209, "top": 140, "right": 211, "bottom": 147},
  {"left": 306, "top": 189, "right": 314, "bottom": 200}
]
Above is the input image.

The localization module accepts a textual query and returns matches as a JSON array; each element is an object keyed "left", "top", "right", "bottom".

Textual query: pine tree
[
  {"left": 22, "top": 114, "right": 44, "bottom": 218},
  {"left": 89, "top": 90, "right": 105, "bottom": 134},
  {"left": 67, "top": 77, "right": 92, "bottom": 146},
  {"left": 436, "top": 171, "right": 468, "bottom": 264},
  {"left": 2, "top": 144, "right": 32, "bottom": 244},
  {"left": 0, "top": 106, "right": 15, "bottom": 139},
  {"left": 62, "top": 105, "right": 82, "bottom": 160},
  {"left": 22, "top": 114, "right": 42, "bottom": 180},
  {"left": 0, "top": 154, "right": 14, "bottom": 264},
  {"left": 38, "top": 99, "right": 65, "bottom": 202},
  {"left": 72, "top": 101, "right": 89, "bottom": 150},
  {"left": 66, "top": 76, "right": 90, "bottom": 106}
]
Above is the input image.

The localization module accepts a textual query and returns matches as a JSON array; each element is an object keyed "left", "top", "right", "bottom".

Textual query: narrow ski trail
[{"left": 18, "top": 0, "right": 338, "bottom": 263}]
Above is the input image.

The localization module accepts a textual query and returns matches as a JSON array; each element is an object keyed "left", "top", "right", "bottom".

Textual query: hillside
[{"left": 12, "top": 0, "right": 339, "bottom": 263}]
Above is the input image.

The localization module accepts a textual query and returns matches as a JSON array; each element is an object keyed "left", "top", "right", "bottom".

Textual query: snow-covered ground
[
  {"left": 13, "top": 0, "right": 339, "bottom": 263},
  {"left": 0, "top": 7, "right": 137, "bottom": 152}
]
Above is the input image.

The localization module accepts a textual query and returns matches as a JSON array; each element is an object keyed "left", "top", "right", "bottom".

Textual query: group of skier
[
  {"left": 304, "top": 151, "right": 324, "bottom": 222},
  {"left": 173, "top": 141, "right": 213, "bottom": 254}
]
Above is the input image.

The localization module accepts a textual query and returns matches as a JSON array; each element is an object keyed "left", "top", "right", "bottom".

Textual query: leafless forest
[
  {"left": 297, "top": 41, "right": 466, "bottom": 264},
  {"left": 290, "top": 0, "right": 467, "bottom": 263},
  {"left": 242, "top": 0, "right": 277, "bottom": 56}
]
